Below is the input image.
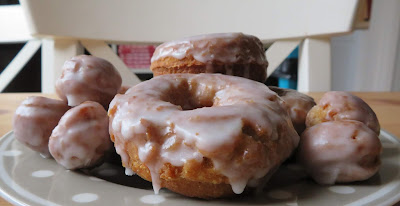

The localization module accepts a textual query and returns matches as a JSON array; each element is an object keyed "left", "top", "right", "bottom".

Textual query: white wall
[
  {"left": 392, "top": 24, "right": 400, "bottom": 91},
  {"left": 331, "top": 0, "right": 400, "bottom": 91}
]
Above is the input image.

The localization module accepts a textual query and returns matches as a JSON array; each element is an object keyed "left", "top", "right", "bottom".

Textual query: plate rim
[
  {"left": 0, "top": 129, "right": 399, "bottom": 206},
  {"left": 0, "top": 131, "right": 61, "bottom": 206}
]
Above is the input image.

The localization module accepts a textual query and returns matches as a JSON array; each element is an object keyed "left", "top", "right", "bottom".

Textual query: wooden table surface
[{"left": 0, "top": 92, "right": 399, "bottom": 206}]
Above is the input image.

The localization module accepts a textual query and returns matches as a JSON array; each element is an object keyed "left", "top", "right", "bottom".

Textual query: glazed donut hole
[
  {"left": 55, "top": 55, "right": 122, "bottom": 108},
  {"left": 269, "top": 86, "right": 316, "bottom": 135},
  {"left": 297, "top": 120, "right": 381, "bottom": 185},
  {"left": 12, "top": 55, "right": 121, "bottom": 171},
  {"left": 305, "top": 91, "right": 380, "bottom": 135},
  {"left": 49, "top": 101, "right": 112, "bottom": 170},
  {"left": 13, "top": 96, "right": 70, "bottom": 158}
]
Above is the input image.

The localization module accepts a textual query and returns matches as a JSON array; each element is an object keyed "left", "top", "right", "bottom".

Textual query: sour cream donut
[
  {"left": 150, "top": 33, "right": 268, "bottom": 83},
  {"left": 108, "top": 73, "right": 299, "bottom": 198}
]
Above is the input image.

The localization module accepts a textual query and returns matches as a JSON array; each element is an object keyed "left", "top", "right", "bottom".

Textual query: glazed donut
[
  {"left": 55, "top": 55, "right": 122, "bottom": 108},
  {"left": 269, "top": 86, "right": 316, "bottom": 135},
  {"left": 150, "top": 33, "right": 268, "bottom": 83},
  {"left": 108, "top": 73, "right": 299, "bottom": 198},
  {"left": 49, "top": 101, "right": 112, "bottom": 170},
  {"left": 297, "top": 120, "right": 381, "bottom": 184},
  {"left": 13, "top": 96, "right": 70, "bottom": 158},
  {"left": 306, "top": 91, "right": 380, "bottom": 135}
]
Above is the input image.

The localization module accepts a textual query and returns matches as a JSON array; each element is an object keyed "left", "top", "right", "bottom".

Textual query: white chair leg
[
  {"left": 298, "top": 37, "right": 332, "bottom": 92},
  {"left": 0, "top": 39, "right": 41, "bottom": 92},
  {"left": 41, "top": 39, "right": 83, "bottom": 93},
  {"left": 80, "top": 40, "right": 141, "bottom": 86},
  {"left": 266, "top": 39, "right": 302, "bottom": 77}
]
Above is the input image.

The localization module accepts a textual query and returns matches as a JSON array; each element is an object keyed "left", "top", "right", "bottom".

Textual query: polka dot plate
[{"left": 0, "top": 130, "right": 400, "bottom": 206}]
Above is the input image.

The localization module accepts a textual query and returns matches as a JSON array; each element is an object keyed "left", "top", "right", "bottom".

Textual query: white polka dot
[
  {"left": 140, "top": 194, "right": 166, "bottom": 204},
  {"left": 267, "top": 189, "right": 293, "bottom": 200},
  {"left": 2, "top": 150, "right": 22, "bottom": 157},
  {"left": 97, "top": 168, "right": 117, "bottom": 176},
  {"left": 31, "top": 170, "right": 54, "bottom": 178},
  {"left": 328, "top": 186, "right": 355, "bottom": 194},
  {"left": 89, "top": 176, "right": 104, "bottom": 182},
  {"left": 72, "top": 193, "right": 98, "bottom": 203}
]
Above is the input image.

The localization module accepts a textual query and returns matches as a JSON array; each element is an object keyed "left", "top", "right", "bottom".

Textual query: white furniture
[
  {"left": 4, "top": 0, "right": 366, "bottom": 92},
  {"left": 0, "top": 5, "right": 40, "bottom": 92}
]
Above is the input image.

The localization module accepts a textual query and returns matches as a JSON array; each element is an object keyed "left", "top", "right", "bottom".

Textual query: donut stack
[
  {"left": 109, "top": 33, "right": 305, "bottom": 198},
  {"left": 149, "top": 33, "right": 317, "bottom": 136},
  {"left": 13, "top": 55, "right": 120, "bottom": 170}
]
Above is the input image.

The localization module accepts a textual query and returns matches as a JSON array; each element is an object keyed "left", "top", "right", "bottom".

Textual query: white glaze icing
[
  {"left": 55, "top": 55, "right": 122, "bottom": 108},
  {"left": 49, "top": 101, "right": 112, "bottom": 169},
  {"left": 160, "top": 136, "right": 203, "bottom": 166},
  {"left": 297, "top": 120, "right": 381, "bottom": 184},
  {"left": 13, "top": 96, "right": 70, "bottom": 157},
  {"left": 125, "top": 168, "right": 135, "bottom": 176},
  {"left": 151, "top": 33, "right": 267, "bottom": 65},
  {"left": 108, "top": 73, "right": 299, "bottom": 194}
]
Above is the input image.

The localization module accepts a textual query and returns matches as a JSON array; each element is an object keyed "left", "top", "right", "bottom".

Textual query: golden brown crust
[
  {"left": 151, "top": 56, "right": 267, "bottom": 83},
  {"left": 162, "top": 178, "right": 234, "bottom": 199},
  {"left": 118, "top": 135, "right": 234, "bottom": 198},
  {"left": 306, "top": 105, "right": 328, "bottom": 127}
]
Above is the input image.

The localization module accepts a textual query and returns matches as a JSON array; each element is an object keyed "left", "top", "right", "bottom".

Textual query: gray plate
[{"left": 0, "top": 130, "right": 399, "bottom": 206}]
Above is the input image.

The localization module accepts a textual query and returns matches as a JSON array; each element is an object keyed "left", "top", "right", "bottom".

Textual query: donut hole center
[{"left": 162, "top": 81, "right": 214, "bottom": 110}]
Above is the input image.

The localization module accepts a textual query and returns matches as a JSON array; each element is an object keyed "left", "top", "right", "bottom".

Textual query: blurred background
[{"left": 1, "top": 0, "right": 399, "bottom": 92}]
